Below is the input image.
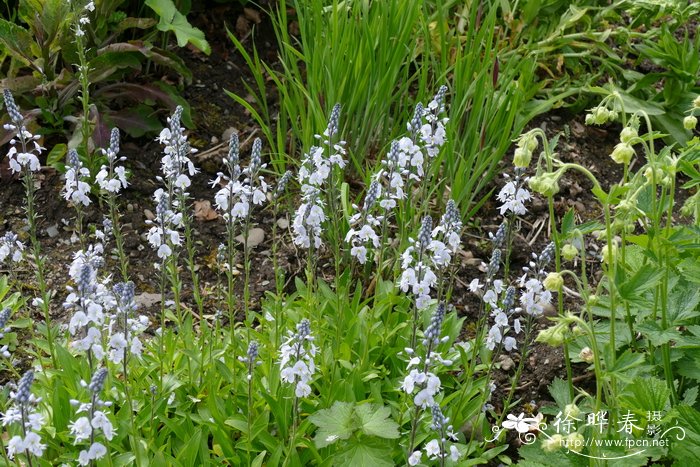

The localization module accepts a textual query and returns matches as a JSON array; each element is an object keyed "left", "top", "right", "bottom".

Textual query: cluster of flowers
[
  {"left": 279, "top": 319, "right": 317, "bottom": 398},
  {"left": 212, "top": 133, "right": 269, "bottom": 223},
  {"left": 3, "top": 89, "right": 44, "bottom": 174},
  {"left": 64, "top": 244, "right": 115, "bottom": 359},
  {"left": 95, "top": 128, "right": 129, "bottom": 194},
  {"left": 69, "top": 368, "right": 115, "bottom": 465},
  {"left": 146, "top": 189, "right": 184, "bottom": 260},
  {"left": 346, "top": 87, "right": 450, "bottom": 264},
  {"left": 0, "top": 307, "right": 12, "bottom": 358},
  {"left": 63, "top": 149, "right": 92, "bottom": 207},
  {"left": 409, "top": 404, "right": 461, "bottom": 465},
  {"left": 519, "top": 242, "right": 556, "bottom": 317},
  {"left": 293, "top": 104, "right": 346, "bottom": 249},
  {"left": 399, "top": 203, "right": 461, "bottom": 311},
  {"left": 74, "top": 1, "right": 95, "bottom": 38},
  {"left": 109, "top": 281, "right": 148, "bottom": 366},
  {"left": 2, "top": 370, "right": 46, "bottom": 460},
  {"left": 400, "top": 303, "right": 452, "bottom": 408},
  {"left": 0, "top": 231, "right": 24, "bottom": 265},
  {"left": 239, "top": 340, "right": 261, "bottom": 381}
]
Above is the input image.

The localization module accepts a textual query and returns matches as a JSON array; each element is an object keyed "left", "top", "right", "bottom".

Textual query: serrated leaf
[
  {"left": 619, "top": 377, "right": 670, "bottom": 412},
  {"left": 145, "top": 0, "right": 210, "bottom": 54},
  {"left": 618, "top": 265, "right": 663, "bottom": 302},
  {"left": 355, "top": 404, "right": 399, "bottom": 439},
  {"left": 336, "top": 442, "right": 394, "bottom": 467},
  {"left": 548, "top": 377, "right": 572, "bottom": 409},
  {"left": 308, "top": 401, "right": 354, "bottom": 448},
  {"left": 636, "top": 321, "right": 681, "bottom": 346}
]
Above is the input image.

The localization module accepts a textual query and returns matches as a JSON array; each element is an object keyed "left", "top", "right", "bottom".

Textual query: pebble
[
  {"left": 235, "top": 228, "right": 265, "bottom": 248},
  {"left": 222, "top": 127, "right": 236, "bottom": 142},
  {"left": 276, "top": 218, "right": 289, "bottom": 229},
  {"left": 127, "top": 203, "right": 134, "bottom": 212},
  {"left": 144, "top": 209, "right": 155, "bottom": 221},
  {"left": 46, "top": 224, "right": 59, "bottom": 238},
  {"left": 499, "top": 355, "right": 515, "bottom": 371},
  {"left": 211, "top": 136, "right": 219, "bottom": 145}
]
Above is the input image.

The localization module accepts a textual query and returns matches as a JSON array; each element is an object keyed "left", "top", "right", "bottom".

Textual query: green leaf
[
  {"left": 336, "top": 442, "right": 394, "bottom": 467},
  {"left": 619, "top": 376, "right": 670, "bottom": 413},
  {"left": 548, "top": 377, "right": 572, "bottom": 409},
  {"left": 308, "top": 401, "right": 354, "bottom": 448},
  {"left": 145, "top": 0, "right": 210, "bottom": 54},
  {"left": 0, "top": 18, "right": 36, "bottom": 68},
  {"left": 617, "top": 264, "right": 663, "bottom": 302},
  {"left": 355, "top": 404, "right": 399, "bottom": 439},
  {"left": 636, "top": 321, "right": 681, "bottom": 346}
]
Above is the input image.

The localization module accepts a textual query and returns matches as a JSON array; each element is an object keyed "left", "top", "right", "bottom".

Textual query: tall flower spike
[
  {"left": 4, "top": 369, "right": 46, "bottom": 460},
  {"left": 70, "top": 367, "right": 114, "bottom": 466},
  {"left": 275, "top": 170, "right": 293, "bottom": 199},
  {"left": 64, "top": 149, "right": 92, "bottom": 207},
  {"left": 279, "top": 319, "right": 318, "bottom": 398}
]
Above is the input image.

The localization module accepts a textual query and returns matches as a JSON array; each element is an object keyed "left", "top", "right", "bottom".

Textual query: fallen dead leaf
[{"left": 194, "top": 200, "right": 219, "bottom": 221}]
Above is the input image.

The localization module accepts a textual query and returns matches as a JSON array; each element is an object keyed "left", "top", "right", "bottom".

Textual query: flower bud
[
  {"left": 610, "top": 142, "right": 634, "bottom": 164},
  {"left": 587, "top": 294, "right": 598, "bottom": 306},
  {"left": 593, "top": 107, "right": 609, "bottom": 125},
  {"left": 619, "top": 126, "right": 637, "bottom": 143},
  {"left": 518, "top": 132, "right": 539, "bottom": 152},
  {"left": 543, "top": 272, "right": 563, "bottom": 291},
  {"left": 566, "top": 432, "right": 585, "bottom": 453},
  {"left": 694, "top": 96, "right": 700, "bottom": 109},
  {"left": 542, "top": 434, "right": 564, "bottom": 452},
  {"left": 536, "top": 325, "right": 566, "bottom": 346},
  {"left": 601, "top": 244, "right": 617, "bottom": 264},
  {"left": 513, "top": 147, "right": 532, "bottom": 168},
  {"left": 528, "top": 173, "right": 560, "bottom": 197},
  {"left": 564, "top": 403, "right": 581, "bottom": 419},
  {"left": 561, "top": 244, "right": 578, "bottom": 261},
  {"left": 684, "top": 115, "right": 698, "bottom": 130},
  {"left": 579, "top": 346, "right": 594, "bottom": 363}
]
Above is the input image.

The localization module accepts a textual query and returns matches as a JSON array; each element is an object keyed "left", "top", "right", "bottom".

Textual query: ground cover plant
[{"left": 0, "top": 0, "right": 699, "bottom": 466}]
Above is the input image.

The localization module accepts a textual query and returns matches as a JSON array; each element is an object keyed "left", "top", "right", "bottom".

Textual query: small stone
[
  {"left": 211, "top": 136, "right": 219, "bottom": 145},
  {"left": 135, "top": 293, "right": 162, "bottom": 308},
  {"left": 46, "top": 224, "right": 59, "bottom": 238},
  {"left": 235, "top": 228, "right": 265, "bottom": 248},
  {"left": 222, "top": 127, "right": 237, "bottom": 142},
  {"left": 276, "top": 218, "right": 289, "bottom": 229},
  {"left": 127, "top": 203, "right": 134, "bottom": 212},
  {"left": 261, "top": 280, "right": 270, "bottom": 286},
  {"left": 498, "top": 355, "right": 515, "bottom": 371},
  {"left": 144, "top": 209, "right": 155, "bottom": 221}
]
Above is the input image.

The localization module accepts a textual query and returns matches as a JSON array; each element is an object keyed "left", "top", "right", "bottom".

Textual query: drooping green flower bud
[
  {"left": 620, "top": 126, "right": 637, "bottom": 143},
  {"left": 610, "top": 142, "right": 634, "bottom": 164},
  {"left": 684, "top": 115, "right": 698, "bottom": 130},
  {"left": 561, "top": 244, "right": 578, "bottom": 261},
  {"left": 513, "top": 147, "right": 532, "bottom": 168},
  {"left": 543, "top": 272, "right": 563, "bottom": 291},
  {"left": 528, "top": 172, "right": 560, "bottom": 197}
]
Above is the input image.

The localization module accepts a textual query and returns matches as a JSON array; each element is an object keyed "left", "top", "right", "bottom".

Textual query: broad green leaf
[
  {"left": 336, "top": 442, "right": 394, "bottom": 467},
  {"left": 145, "top": 0, "right": 210, "bottom": 54},
  {"left": 617, "top": 265, "right": 663, "bottom": 302},
  {"left": 619, "top": 377, "right": 670, "bottom": 413},
  {"left": 636, "top": 321, "right": 681, "bottom": 346},
  {"left": 355, "top": 404, "right": 399, "bottom": 439},
  {"left": 308, "top": 401, "right": 354, "bottom": 448}
]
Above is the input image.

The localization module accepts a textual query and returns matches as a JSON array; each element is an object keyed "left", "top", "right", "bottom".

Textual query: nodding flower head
[
  {"left": 487, "top": 248, "right": 502, "bottom": 279},
  {"left": 363, "top": 180, "right": 381, "bottom": 212},
  {"left": 418, "top": 215, "right": 433, "bottom": 249},
  {"left": 15, "top": 370, "right": 35, "bottom": 404},
  {"left": 3, "top": 89, "right": 23, "bottom": 125},
  {"left": 325, "top": 104, "right": 341, "bottom": 138},
  {"left": 275, "top": 170, "right": 293, "bottom": 199}
]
